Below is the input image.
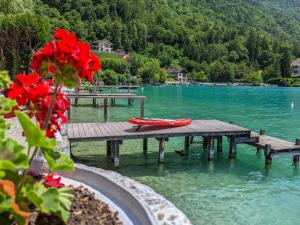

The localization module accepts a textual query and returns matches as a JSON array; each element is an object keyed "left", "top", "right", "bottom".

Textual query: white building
[
  {"left": 167, "top": 68, "right": 189, "bottom": 83},
  {"left": 92, "top": 39, "right": 113, "bottom": 52},
  {"left": 291, "top": 58, "right": 300, "bottom": 77}
]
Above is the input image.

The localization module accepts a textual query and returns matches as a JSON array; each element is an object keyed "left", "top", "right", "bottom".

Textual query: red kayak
[{"left": 128, "top": 118, "right": 192, "bottom": 127}]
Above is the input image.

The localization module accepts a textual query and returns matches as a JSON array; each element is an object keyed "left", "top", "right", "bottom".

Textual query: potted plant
[{"left": 0, "top": 28, "right": 101, "bottom": 224}]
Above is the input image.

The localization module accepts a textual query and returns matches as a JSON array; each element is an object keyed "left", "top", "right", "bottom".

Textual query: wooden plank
[
  {"left": 248, "top": 132, "right": 300, "bottom": 154},
  {"left": 67, "top": 120, "right": 252, "bottom": 142},
  {"left": 95, "top": 123, "right": 110, "bottom": 137},
  {"left": 83, "top": 123, "right": 94, "bottom": 137}
]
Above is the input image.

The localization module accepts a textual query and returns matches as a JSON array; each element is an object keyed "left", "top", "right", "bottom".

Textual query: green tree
[
  {"left": 137, "top": 59, "right": 162, "bottom": 83},
  {"left": 102, "top": 69, "right": 119, "bottom": 85},
  {"left": 0, "top": 14, "right": 50, "bottom": 78},
  {"left": 245, "top": 71, "right": 263, "bottom": 85},
  {"left": 279, "top": 44, "right": 292, "bottom": 77}
]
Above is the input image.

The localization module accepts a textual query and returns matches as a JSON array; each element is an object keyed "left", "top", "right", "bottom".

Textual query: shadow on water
[{"left": 71, "top": 140, "right": 300, "bottom": 181}]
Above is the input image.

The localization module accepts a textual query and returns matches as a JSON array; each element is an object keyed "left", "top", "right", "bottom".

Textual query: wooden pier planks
[
  {"left": 249, "top": 132, "right": 300, "bottom": 155},
  {"left": 67, "top": 120, "right": 300, "bottom": 167},
  {"left": 67, "top": 120, "right": 251, "bottom": 142}
]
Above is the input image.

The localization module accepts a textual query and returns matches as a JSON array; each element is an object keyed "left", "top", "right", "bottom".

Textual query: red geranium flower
[
  {"left": 43, "top": 174, "right": 65, "bottom": 188},
  {"left": 6, "top": 73, "right": 69, "bottom": 138},
  {"left": 31, "top": 28, "right": 101, "bottom": 87}
]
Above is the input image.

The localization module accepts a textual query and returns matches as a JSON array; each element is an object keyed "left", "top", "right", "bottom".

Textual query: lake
[{"left": 71, "top": 85, "right": 300, "bottom": 225}]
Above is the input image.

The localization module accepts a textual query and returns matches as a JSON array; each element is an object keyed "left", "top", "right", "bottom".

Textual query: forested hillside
[{"left": 1, "top": 0, "right": 300, "bottom": 84}]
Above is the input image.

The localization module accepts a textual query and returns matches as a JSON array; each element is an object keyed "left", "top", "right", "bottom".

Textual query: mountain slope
[{"left": 36, "top": 0, "right": 300, "bottom": 82}]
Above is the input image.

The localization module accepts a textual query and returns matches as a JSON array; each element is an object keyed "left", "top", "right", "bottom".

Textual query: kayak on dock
[{"left": 128, "top": 118, "right": 192, "bottom": 127}]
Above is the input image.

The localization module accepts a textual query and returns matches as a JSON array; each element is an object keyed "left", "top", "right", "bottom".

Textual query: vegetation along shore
[{"left": 2, "top": 0, "right": 300, "bottom": 86}]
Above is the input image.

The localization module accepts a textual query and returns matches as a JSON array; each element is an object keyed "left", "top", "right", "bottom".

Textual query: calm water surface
[{"left": 71, "top": 86, "right": 300, "bottom": 225}]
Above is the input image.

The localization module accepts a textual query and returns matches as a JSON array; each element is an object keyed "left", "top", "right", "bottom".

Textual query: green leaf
[
  {"left": 22, "top": 178, "right": 73, "bottom": 223},
  {"left": 22, "top": 178, "right": 47, "bottom": 212},
  {"left": 0, "top": 171, "right": 5, "bottom": 178},
  {"left": 15, "top": 111, "right": 56, "bottom": 150},
  {"left": 0, "top": 71, "right": 11, "bottom": 89},
  {"left": 0, "top": 97, "right": 16, "bottom": 115},
  {"left": 0, "top": 138, "right": 28, "bottom": 171},
  {"left": 0, "top": 193, "right": 12, "bottom": 213},
  {"left": 41, "top": 148, "right": 74, "bottom": 172},
  {"left": 41, "top": 187, "right": 73, "bottom": 223},
  {"left": 0, "top": 117, "right": 9, "bottom": 139}
]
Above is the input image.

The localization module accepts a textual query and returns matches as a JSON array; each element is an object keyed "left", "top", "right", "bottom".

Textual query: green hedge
[{"left": 267, "top": 77, "right": 300, "bottom": 87}]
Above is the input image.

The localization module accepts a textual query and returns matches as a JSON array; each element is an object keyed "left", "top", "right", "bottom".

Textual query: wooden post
[
  {"left": 293, "top": 139, "right": 300, "bottom": 163},
  {"left": 229, "top": 120, "right": 233, "bottom": 124},
  {"left": 158, "top": 138, "right": 166, "bottom": 163},
  {"left": 257, "top": 129, "right": 265, "bottom": 153},
  {"left": 264, "top": 144, "right": 272, "bottom": 165},
  {"left": 75, "top": 87, "right": 79, "bottom": 107},
  {"left": 141, "top": 98, "right": 144, "bottom": 118},
  {"left": 190, "top": 136, "right": 194, "bottom": 144},
  {"left": 217, "top": 136, "right": 222, "bottom": 152},
  {"left": 203, "top": 137, "right": 208, "bottom": 148},
  {"left": 75, "top": 97, "right": 78, "bottom": 107},
  {"left": 111, "top": 140, "right": 122, "bottom": 167},
  {"left": 128, "top": 98, "right": 131, "bottom": 106},
  {"left": 67, "top": 98, "right": 71, "bottom": 121},
  {"left": 184, "top": 136, "right": 190, "bottom": 154},
  {"left": 208, "top": 137, "right": 215, "bottom": 160},
  {"left": 104, "top": 98, "right": 108, "bottom": 122},
  {"left": 143, "top": 138, "right": 148, "bottom": 154},
  {"left": 110, "top": 98, "right": 114, "bottom": 106},
  {"left": 229, "top": 136, "right": 237, "bottom": 159},
  {"left": 106, "top": 141, "right": 112, "bottom": 159}
]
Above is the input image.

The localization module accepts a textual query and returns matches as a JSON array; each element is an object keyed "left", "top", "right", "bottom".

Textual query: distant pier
[{"left": 67, "top": 94, "right": 145, "bottom": 122}]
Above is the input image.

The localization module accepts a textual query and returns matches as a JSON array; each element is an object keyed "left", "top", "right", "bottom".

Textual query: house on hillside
[
  {"left": 167, "top": 67, "right": 189, "bottom": 83},
  {"left": 92, "top": 39, "right": 113, "bottom": 52},
  {"left": 291, "top": 58, "right": 300, "bottom": 77}
]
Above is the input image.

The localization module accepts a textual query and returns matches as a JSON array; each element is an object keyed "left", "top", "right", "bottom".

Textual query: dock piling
[
  {"left": 67, "top": 98, "right": 71, "bottom": 121},
  {"left": 208, "top": 137, "right": 215, "bottom": 160},
  {"left": 111, "top": 140, "right": 122, "bottom": 167},
  {"left": 229, "top": 137, "right": 237, "bottom": 159},
  {"left": 106, "top": 141, "right": 112, "bottom": 159},
  {"left": 143, "top": 138, "right": 148, "bottom": 154},
  {"left": 104, "top": 98, "right": 108, "bottom": 122},
  {"left": 264, "top": 144, "right": 272, "bottom": 165},
  {"left": 141, "top": 99, "right": 144, "bottom": 118},
  {"left": 158, "top": 138, "right": 165, "bottom": 163},
  {"left": 257, "top": 129, "right": 265, "bottom": 153},
  {"left": 217, "top": 136, "right": 223, "bottom": 152},
  {"left": 184, "top": 136, "right": 190, "bottom": 154},
  {"left": 203, "top": 137, "right": 208, "bottom": 149},
  {"left": 190, "top": 136, "right": 194, "bottom": 144},
  {"left": 293, "top": 139, "right": 300, "bottom": 164}
]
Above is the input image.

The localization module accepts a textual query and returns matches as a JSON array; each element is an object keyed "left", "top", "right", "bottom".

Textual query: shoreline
[{"left": 164, "top": 81, "right": 278, "bottom": 87}]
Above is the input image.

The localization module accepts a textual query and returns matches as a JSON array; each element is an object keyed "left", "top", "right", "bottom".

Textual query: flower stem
[{"left": 17, "top": 83, "right": 60, "bottom": 193}]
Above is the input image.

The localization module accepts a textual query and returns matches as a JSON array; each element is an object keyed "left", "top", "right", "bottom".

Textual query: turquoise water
[{"left": 71, "top": 86, "right": 300, "bottom": 225}]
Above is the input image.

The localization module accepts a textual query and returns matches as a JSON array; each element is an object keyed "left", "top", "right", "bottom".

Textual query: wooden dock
[
  {"left": 78, "top": 84, "right": 139, "bottom": 93},
  {"left": 66, "top": 120, "right": 300, "bottom": 167},
  {"left": 248, "top": 131, "right": 300, "bottom": 164},
  {"left": 66, "top": 94, "right": 145, "bottom": 122}
]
